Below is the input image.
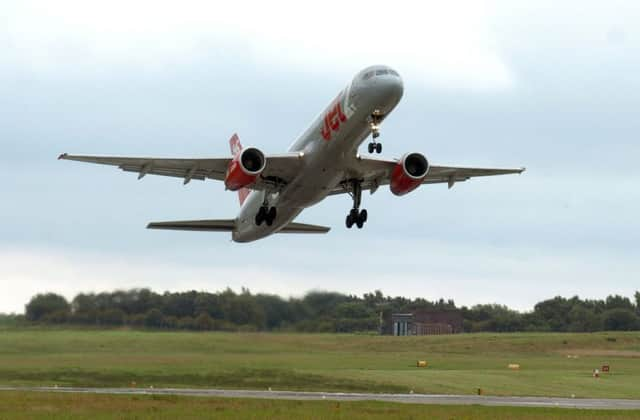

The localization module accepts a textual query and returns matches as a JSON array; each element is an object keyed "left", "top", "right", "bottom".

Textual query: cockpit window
[{"left": 363, "top": 69, "right": 399, "bottom": 80}]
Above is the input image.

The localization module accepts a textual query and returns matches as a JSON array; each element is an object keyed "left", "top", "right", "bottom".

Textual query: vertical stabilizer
[{"left": 228, "top": 133, "right": 250, "bottom": 205}]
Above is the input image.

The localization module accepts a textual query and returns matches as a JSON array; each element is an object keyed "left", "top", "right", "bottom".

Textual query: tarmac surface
[{"left": 2, "top": 386, "right": 640, "bottom": 410}]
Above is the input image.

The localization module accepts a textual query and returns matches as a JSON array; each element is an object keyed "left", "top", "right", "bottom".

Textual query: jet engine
[
  {"left": 224, "top": 147, "right": 266, "bottom": 191},
  {"left": 390, "top": 152, "right": 430, "bottom": 196}
]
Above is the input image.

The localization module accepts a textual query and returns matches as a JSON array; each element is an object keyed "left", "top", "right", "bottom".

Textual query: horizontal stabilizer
[
  {"left": 147, "top": 219, "right": 235, "bottom": 231},
  {"left": 278, "top": 222, "right": 330, "bottom": 234},
  {"left": 146, "top": 219, "right": 330, "bottom": 234}
]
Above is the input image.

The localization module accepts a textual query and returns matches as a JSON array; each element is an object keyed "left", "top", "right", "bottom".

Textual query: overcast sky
[{"left": 1, "top": 0, "right": 639, "bottom": 313}]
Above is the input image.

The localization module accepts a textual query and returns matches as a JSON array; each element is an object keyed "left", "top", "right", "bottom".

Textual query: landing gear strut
[
  {"left": 255, "top": 198, "right": 277, "bottom": 227},
  {"left": 345, "top": 181, "right": 368, "bottom": 229},
  {"left": 367, "top": 113, "right": 383, "bottom": 154}
]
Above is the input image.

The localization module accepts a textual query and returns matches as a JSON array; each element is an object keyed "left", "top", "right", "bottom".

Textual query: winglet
[{"left": 58, "top": 153, "right": 68, "bottom": 160}]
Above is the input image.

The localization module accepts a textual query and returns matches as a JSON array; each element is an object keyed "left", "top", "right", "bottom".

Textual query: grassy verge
[
  {"left": 1, "top": 391, "right": 639, "bottom": 420},
  {"left": 0, "top": 330, "right": 639, "bottom": 398}
]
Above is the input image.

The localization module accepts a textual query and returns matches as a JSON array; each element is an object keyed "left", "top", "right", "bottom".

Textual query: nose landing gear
[
  {"left": 255, "top": 196, "right": 277, "bottom": 227},
  {"left": 367, "top": 113, "right": 383, "bottom": 154},
  {"left": 345, "top": 181, "right": 368, "bottom": 229}
]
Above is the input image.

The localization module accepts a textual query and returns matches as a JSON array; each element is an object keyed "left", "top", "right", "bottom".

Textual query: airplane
[{"left": 59, "top": 65, "right": 525, "bottom": 243}]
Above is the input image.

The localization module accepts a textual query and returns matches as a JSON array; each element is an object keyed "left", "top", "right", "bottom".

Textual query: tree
[
  {"left": 144, "top": 308, "right": 165, "bottom": 328},
  {"left": 97, "top": 308, "right": 126, "bottom": 326},
  {"left": 635, "top": 291, "right": 640, "bottom": 314},
  {"left": 567, "top": 305, "right": 601, "bottom": 332},
  {"left": 25, "top": 293, "right": 70, "bottom": 321},
  {"left": 255, "top": 294, "right": 292, "bottom": 330},
  {"left": 162, "top": 291, "right": 197, "bottom": 318},
  {"left": 602, "top": 309, "right": 640, "bottom": 331},
  {"left": 195, "top": 312, "right": 214, "bottom": 330},
  {"left": 604, "top": 295, "right": 634, "bottom": 311},
  {"left": 533, "top": 297, "right": 573, "bottom": 331}
]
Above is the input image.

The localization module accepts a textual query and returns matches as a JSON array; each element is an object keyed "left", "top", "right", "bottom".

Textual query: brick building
[{"left": 382, "top": 309, "right": 463, "bottom": 336}]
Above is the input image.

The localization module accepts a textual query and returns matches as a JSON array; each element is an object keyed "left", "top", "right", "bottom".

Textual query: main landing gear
[
  {"left": 367, "top": 113, "right": 383, "bottom": 154},
  {"left": 345, "top": 181, "right": 368, "bottom": 229},
  {"left": 255, "top": 205, "right": 276, "bottom": 226}
]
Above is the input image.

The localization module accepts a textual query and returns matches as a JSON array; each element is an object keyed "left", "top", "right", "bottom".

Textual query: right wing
[
  {"left": 331, "top": 155, "right": 525, "bottom": 195},
  {"left": 58, "top": 152, "right": 305, "bottom": 190}
]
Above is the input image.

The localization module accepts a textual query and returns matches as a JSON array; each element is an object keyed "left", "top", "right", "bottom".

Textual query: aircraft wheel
[
  {"left": 368, "top": 143, "right": 374, "bottom": 153},
  {"left": 359, "top": 209, "right": 368, "bottom": 223},
  {"left": 267, "top": 207, "right": 277, "bottom": 225},
  {"left": 376, "top": 143, "right": 382, "bottom": 154},
  {"left": 255, "top": 206, "right": 267, "bottom": 226},
  {"left": 345, "top": 214, "right": 354, "bottom": 229}
]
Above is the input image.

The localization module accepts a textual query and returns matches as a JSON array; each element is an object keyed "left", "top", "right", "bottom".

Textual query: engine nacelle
[
  {"left": 390, "top": 153, "right": 430, "bottom": 196},
  {"left": 224, "top": 147, "right": 266, "bottom": 191}
]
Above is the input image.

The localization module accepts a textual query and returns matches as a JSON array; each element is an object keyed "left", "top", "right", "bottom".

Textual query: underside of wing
[
  {"left": 421, "top": 165, "right": 526, "bottom": 188},
  {"left": 330, "top": 155, "right": 525, "bottom": 195},
  {"left": 58, "top": 152, "right": 304, "bottom": 190}
]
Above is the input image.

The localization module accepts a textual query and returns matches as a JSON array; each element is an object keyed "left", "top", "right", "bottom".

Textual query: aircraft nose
[
  {"left": 367, "top": 73, "right": 404, "bottom": 114},
  {"left": 380, "top": 75, "right": 403, "bottom": 102}
]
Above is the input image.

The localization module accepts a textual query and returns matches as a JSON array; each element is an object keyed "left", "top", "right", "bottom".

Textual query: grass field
[
  {"left": 2, "top": 392, "right": 640, "bottom": 420},
  {"left": 0, "top": 329, "right": 639, "bottom": 400}
]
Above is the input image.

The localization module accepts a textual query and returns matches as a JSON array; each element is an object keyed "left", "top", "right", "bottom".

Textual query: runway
[{"left": 1, "top": 386, "right": 640, "bottom": 410}]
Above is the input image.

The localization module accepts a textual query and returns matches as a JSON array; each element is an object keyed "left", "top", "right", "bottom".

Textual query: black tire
[
  {"left": 255, "top": 206, "right": 267, "bottom": 226},
  {"left": 268, "top": 207, "right": 277, "bottom": 223},
  {"left": 359, "top": 209, "right": 368, "bottom": 223},
  {"left": 356, "top": 219, "right": 364, "bottom": 229},
  {"left": 368, "top": 143, "right": 374, "bottom": 153},
  {"left": 376, "top": 143, "right": 382, "bottom": 153},
  {"left": 345, "top": 214, "right": 353, "bottom": 229}
]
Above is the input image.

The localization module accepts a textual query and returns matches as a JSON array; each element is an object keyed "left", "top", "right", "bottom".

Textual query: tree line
[{"left": 9, "top": 289, "right": 640, "bottom": 333}]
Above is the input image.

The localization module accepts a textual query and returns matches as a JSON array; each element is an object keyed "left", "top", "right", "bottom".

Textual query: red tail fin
[{"left": 228, "top": 133, "right": 250, "bottom": 206}]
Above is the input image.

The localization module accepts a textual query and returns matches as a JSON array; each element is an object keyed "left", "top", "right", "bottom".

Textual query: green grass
[
  {"left": 0, "top": 329, "right": 639, "bottom": 398},
  {"left": 1, "top": 392, "right": 639, "bottom": 419}
]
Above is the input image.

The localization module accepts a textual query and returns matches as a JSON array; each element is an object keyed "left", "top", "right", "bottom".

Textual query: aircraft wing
[
  {"left": 58, "top": 152, "right": 304, "bottom": 189},
  {"left": 332, "top": 155, "right": 525, "bottom": 194}
]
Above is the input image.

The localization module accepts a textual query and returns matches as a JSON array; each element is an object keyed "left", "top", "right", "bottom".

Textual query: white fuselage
[{"left": 232, "top": 65, "right": 404, "bottom": 242}]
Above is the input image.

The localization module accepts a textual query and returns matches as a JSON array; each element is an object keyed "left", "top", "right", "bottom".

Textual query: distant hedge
[{"left": 20, "top": 289, "right": 640, "bottom": 333}]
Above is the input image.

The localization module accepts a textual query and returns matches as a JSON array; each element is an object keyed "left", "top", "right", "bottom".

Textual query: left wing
[
  {"left": 331, "top": 155, "right": 525, "bottom": 195},
  {"left": 58, "top": 152, "right": 304, "bottom": 189}
]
